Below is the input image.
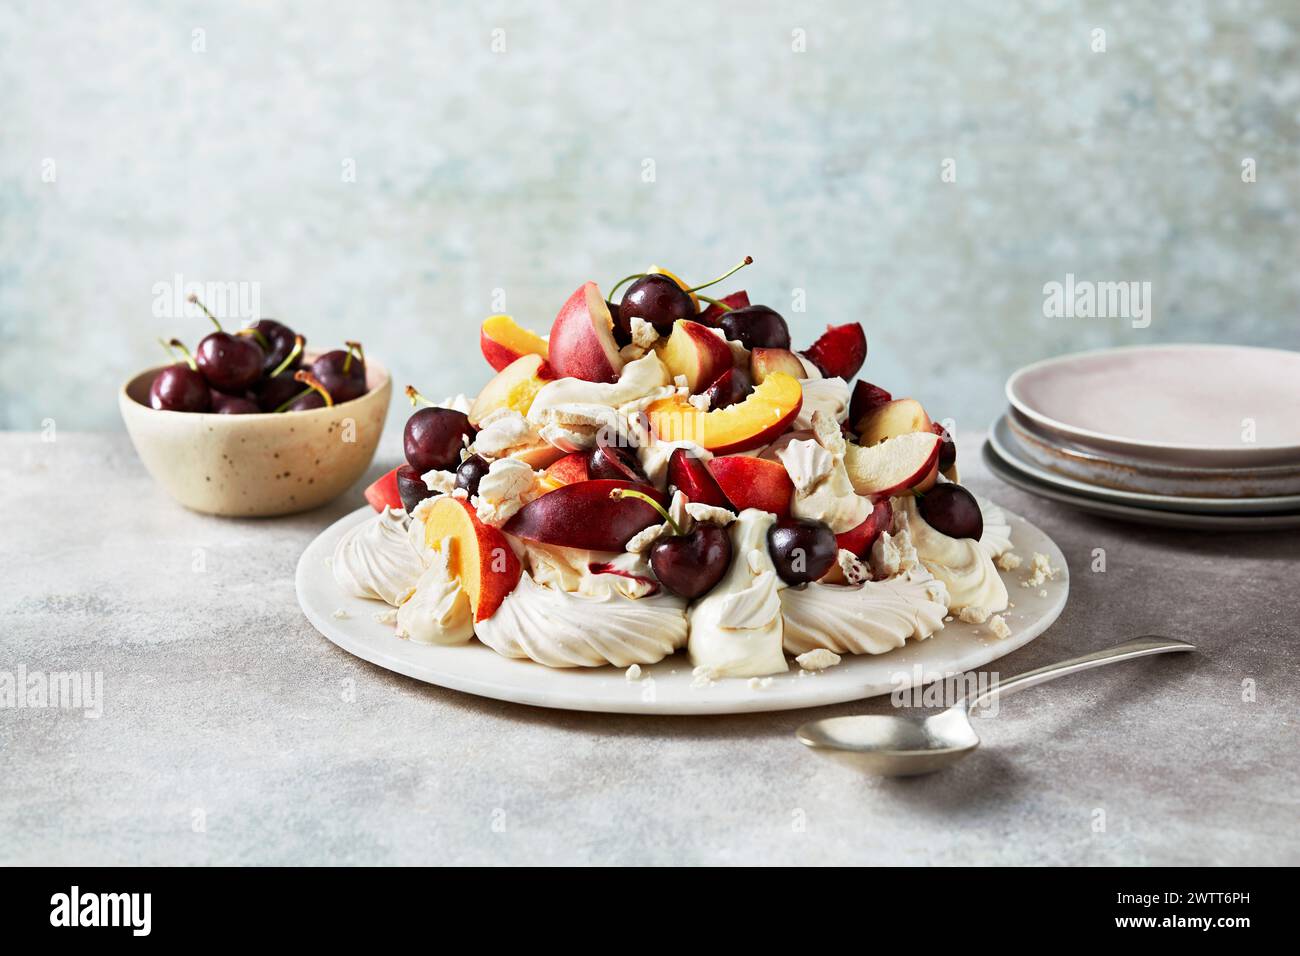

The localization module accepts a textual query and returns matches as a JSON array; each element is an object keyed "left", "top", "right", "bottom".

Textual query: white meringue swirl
[
  {"left": 781, "top": 569, "right": 949, "bottom": 656},
  {"left": 332, "top": 507, "right": 426, "bottom": 606}
]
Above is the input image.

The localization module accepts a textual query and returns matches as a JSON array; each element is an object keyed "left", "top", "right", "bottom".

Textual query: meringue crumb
[
  {"left": 1021, "top": 552, "right": 1057, "bottom": 588},
  {"left": 944, "top": 615, "right": 954, "bottom": 623},
  {"left": 1038, "top": 588, "right": 1048, "bottom": 598},
  {"left": 989, "top": 614, "right": 1012, "bottom": 640},
  {"left": 958, "top": 606, "right": 990, "bottom": 625},
  {"left": 996, "top": 551, "right": 1022, "bottom": 571},
  {"left": 332, "top": 608, "right": 350, "bottom": 620},
  {"left": 796, "top": 649, "right": 842, "bottom": 671},
  {"left": 747, "top": 677, "right": 774, "bottom": 690},
  {"left": 691, "top": 665, "right": 718, "bottom": 688},
  {"left": 625, "top": 664, "right": 643, "bottom": 682},
  {"left": 374, "top": 608, "right": 397, "bottom": 624}
]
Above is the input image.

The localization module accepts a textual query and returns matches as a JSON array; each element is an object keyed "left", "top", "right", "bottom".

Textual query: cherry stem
[
  {"left": 269, "top": 335, "right": 304, "bottom": 378},
  {"left": 684, "top": 256, "right": 752, "bottom": 294},
  {"left": 284, "top": 370, "right": 333, "bottom": 409},
  {"left": 187, "top": 293, "right": 223, "bottom": 332},
  {"left": 165, "top": 337, "right": 199, "bottom": 371},
  {"left": 343, "top": 340, "right": 364, "bottom": 374},
  {"left": 606, "top": 273, "right": 645, "bottom": 300},
  {"left": 405, "top": 385, "right": 434, "bottom": 408},
  {"left": 609, "top": 488, "right": 681, "bottom": 536},
  {"left": 237, "top": 326, "right": 271, "bottom": 351},
  {"left": 694, "top": 293, "right": 732, "bottom": 312}
]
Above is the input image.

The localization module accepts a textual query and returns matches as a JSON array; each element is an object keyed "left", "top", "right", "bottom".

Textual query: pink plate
[{"left": 1006, "top": 345, "right": 1300, "bottom": 467}]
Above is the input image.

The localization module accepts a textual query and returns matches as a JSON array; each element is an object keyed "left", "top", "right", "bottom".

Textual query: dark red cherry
[
  {"left": 718, "top": 305, "right": 790, "bottom": 350},
  {"left": 404, "top": 404, "right": 474, "bottom": 473},
  {"left": 619, "top": 274, "right": 695, "bottom": 336},
  {"left": 919, "top": 483, "right": 982, "bottom": 540},
  {"left": 650, "top": 523, "right": 732, "bottom": 599},
  {"left": 149, "top": 364, "right": 211, "bottom": 412},
  {"left": 932, "top": 422, "right": 957, "bottom": 471},
  {"left": 396, "top": 464, "right": 435, "bottom": 513},
  {"left": 247, "top": 319, "right": 303, "bottom": 376},
  {"left": 310, "top": 342, "right": 368, "bottom": 404},
  {"left": 767, "top": 517, "right": 837, "bottom": 584},
  {"left": 195, "top": 330, "right": 263, "bottom": 393},
  {"left": 209, "top": 390, "right": 260, "bottom": 414},
  {"left": 455, "top": 454, "right": 491, "bottom": 498}
]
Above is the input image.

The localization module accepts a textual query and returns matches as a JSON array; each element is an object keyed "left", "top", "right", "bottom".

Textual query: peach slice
[
  {"left": 422, "top": 497, "right": 521, "bottom": 622},
  {"left": 480, "top": 314, "right": 549, "bottom": 372},
  {"left": 750, "top": 347, "right": 807, "bottom": 384},
  {"left": 706, "top": 456, "right": 794, "bottom": 516},
  {"left": 835, "top": 498, "right": 892, "bottom": 557},
  {"left": 657, "top": 319, "right": 733, "bottom": 392},
  {"left": 646, "top": 372, "right": 802, "bottom": 455},
  {"left": 854, "top": 398, "right": 932, "bottom": 447},
  {"left": 504, "top": 479, "right": 666, "bottom": 551},
  {"left": 467, "top": 353, "right": 555, "bottom": 427},
  {"left": 542, "top": 451, "right": 590, "bottom": 488},
  {"left": 844, "top": 432, "right": 941, "bottom": 498},
  {"left": 548, "top": 281, "right": 624, "bottom": 384}
]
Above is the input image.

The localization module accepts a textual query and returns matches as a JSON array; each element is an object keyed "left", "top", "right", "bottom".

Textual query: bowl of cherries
[{"left": 119, "top": 296, "right": 392, "bottom": 517}]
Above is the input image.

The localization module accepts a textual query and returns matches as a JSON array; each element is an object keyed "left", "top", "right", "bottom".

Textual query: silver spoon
[{"left": 796, "top": 635, "right": 1195, "bottom": 776}]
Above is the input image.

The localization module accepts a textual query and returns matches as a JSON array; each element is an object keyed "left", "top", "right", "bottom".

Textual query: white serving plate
[
  {"left": 296, "top": 505, "right": 1069, "bottom": 715},
  {"left": 1006, "top": 344, "right": 1300, "bottom": 467},
  {"left": 991, "top": 413, "right": 1300, "bottom": 514},
  {"left": 983, "top": 442, "right": 1300, "bottom": 531}
]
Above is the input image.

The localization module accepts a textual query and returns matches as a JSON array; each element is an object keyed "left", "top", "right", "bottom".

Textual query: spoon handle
[{"left": 965, "top": 635, "right": 1194, "bottom": 711}]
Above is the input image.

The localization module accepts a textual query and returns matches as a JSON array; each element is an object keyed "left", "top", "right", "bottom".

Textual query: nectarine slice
[
  {"left": 645, "top": 372, "right": 803, "bottom": 455},
  {"left": 480, "top": 314, "right": 549, "bottom": 372},
  {"left": 422, "top": 497, "right": 521, "bottom": 622},
  {"left": 706, "top": 456, "right": 794, "bottom": 516}
]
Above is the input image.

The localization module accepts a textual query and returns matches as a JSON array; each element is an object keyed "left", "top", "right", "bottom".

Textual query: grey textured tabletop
[{"left": 2, "top": 431, "right": 1296, "bottom": 866}]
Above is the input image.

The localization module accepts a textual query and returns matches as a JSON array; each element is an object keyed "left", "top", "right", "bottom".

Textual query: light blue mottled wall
[{"left": 3, "top": 0, "right": 1298, "bottom": 440}]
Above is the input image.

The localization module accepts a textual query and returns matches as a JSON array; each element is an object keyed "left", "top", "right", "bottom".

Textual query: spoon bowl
[{"left": 797, "top": 636, "right": 1194, "bottom": 776}]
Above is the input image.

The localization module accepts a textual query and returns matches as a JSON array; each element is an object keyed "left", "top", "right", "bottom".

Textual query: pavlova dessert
[{"left": 335, "top": 258, "right": 1025, "bottom": 678}]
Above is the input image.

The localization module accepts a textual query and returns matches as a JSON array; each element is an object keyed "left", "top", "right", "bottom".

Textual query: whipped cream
[
  {"left": 332, "top": 507, "right": 427, "bottom": 606},
  {"left": 776, "top": 412, "right": 871, "bottom": 533},
  {"left": 687, "top": 509, "right": 788, "bottom": 678},
  {"left": 476, "top": 573, "right": 687, "bottom": 667},
  {"left": 977, "top": 497, "right": 1013, "bottom": 559},
  {"left": 896, "top": 496, "right": 1007, "bottom": 612},
  {"left": 794, "top": 376, "right": 850, "bottom": 432},
  {"left": 781, "top": 568, "right": 949, "bottom": 655},
  {"left": 395, "top": 537, "right": 474, "bottom": 645},
  {"left": 528, "top": 353, "right": 670, "bottom": 424}
]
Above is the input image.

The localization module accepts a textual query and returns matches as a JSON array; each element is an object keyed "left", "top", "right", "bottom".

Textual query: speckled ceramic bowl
[{"left": 119, "top": 356, "right": 391, "bottom": 517}]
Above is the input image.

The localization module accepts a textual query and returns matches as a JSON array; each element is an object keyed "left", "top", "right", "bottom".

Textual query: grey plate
[
  {"left": 990, "top": 413, "right": 1300, "bottom": 515},
  {"left": 983, "top": 442, "right": 1300, "bottom": 531}
]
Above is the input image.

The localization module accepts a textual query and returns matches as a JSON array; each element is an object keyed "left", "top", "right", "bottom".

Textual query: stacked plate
[{"left": 986, "top": 344, "right": 1300, "bottom": 530}]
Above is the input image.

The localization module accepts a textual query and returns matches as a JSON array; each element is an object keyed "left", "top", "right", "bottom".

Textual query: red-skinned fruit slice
[
  {"left": 848, "top": 379, "right": 893, "bottom": 426},
  {"left": 801, "top": 322, "right": 867, "bottom": 380},
  {"left": 364, "top": 467, "right": 403, "bottom": 512},
  {"left": 504, "top": 479, "right": 667, "bottom": 552},
  {"left": 834, "top": 498, "right": 893, "bottom": 558},
  {"left": 705, "top": 456, "right": 794, "bottom": 517},
  {"left": 667, "top": 448, "right": 733, "bottom": 509}
]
